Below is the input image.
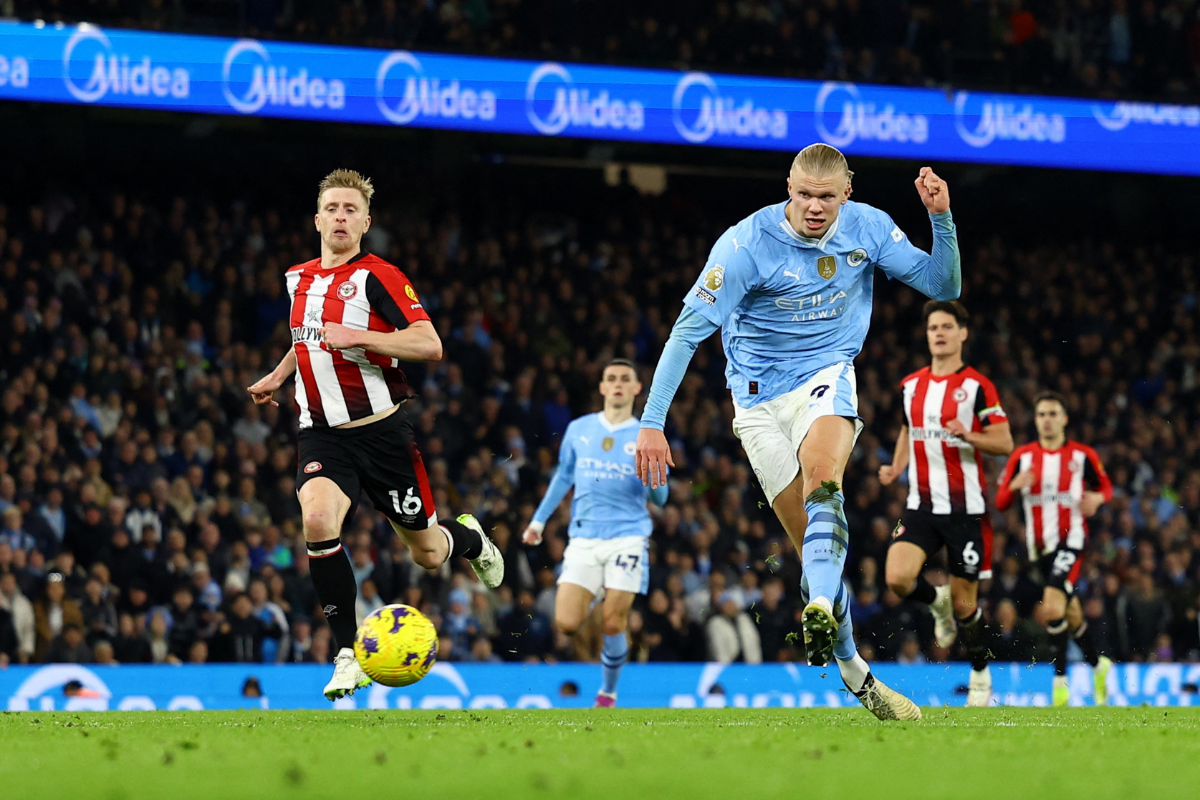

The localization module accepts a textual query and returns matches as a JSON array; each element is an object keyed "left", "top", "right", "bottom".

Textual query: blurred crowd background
[
  {"left": 2, "top": 0, "right": 1199, "bottom": 672},
  {"left": 11, "top": 0, "right": 1200, "bottom": 101},
  {"left": 0, "top": 152, "right": 1197, "bottom": 671}
]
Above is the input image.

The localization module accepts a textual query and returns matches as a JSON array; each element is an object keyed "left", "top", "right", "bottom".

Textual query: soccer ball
[{"left": 354, "top": 604, "right": 439, "bottom": 687}]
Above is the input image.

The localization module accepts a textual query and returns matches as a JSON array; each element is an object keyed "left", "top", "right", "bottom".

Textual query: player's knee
[
  {"left": 555, "top": 617, "right": 581, "bottom": 637},
  {"left": 302, "top": 511, "right": 340, "bottom": 542},
  {"left": 602, "top": 615, "right": 627, "bottom": 637}
]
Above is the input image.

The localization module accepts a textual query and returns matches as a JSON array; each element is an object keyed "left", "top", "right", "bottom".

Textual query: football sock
[
  {"left": 308, "top": 538, "right": 360, "bottom": 650},
  {"left": 908, "top": 574, "right": 937, "bottom": 605},
  {"left": 801, "top": 481, "right": 849, "bottom": 608},
  {"left": 804, "top": 572, "right": 858, "bottom": 661},
  {"left": 1073, "top": 621, "right": 1100, "bottom": 667},
  {"left": 836, "top": 653, "right": 870, "bottom": 693},
  {"left": 600, "top": 633, "right": 628, "bottom": 695},
  {"left": 1047, "top": 617, "right": 1069, "bottom": 676},
  {"left": 957, "top": 607, "right": 990, "bottom": 672},
  {"left": 439, "top": 518, "right": 484, "bottom": 561}
]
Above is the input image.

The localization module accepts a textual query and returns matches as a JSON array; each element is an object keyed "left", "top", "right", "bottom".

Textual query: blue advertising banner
[
  {"left": 1, "top": 21, "right": 1199, "bottom": 175},
  {"left": 2, "top": 661, "right": 1196, "bottom": 712}
]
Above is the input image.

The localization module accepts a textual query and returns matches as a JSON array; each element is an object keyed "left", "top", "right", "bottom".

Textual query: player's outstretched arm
[
  {"left": 637, "top": 308, "right": 719, "bottom": 489},
  {"left": 247, "top": 348, "right": 297, "bottom": 407},
  {"left": 875, "top": 167, "right": 960, "bottom": 301},
  {"left": 322, "top": 319, "right": 443, "bottom": 362},
  {"left": 944, "top": 419, "right": 1014, "bottom": 455},
  {"left": 994, "top": 452, "right": 1028, "bottom": 511},
  {"left": 523, "top": 434, "right": 578, "bottom": 545}
]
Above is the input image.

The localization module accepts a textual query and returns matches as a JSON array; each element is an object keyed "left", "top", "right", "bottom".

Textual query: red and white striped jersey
[
  {"left": 286, "top": 251, "right": 430, "bottom": 429},
  {"left": 995, "top": 441, "right": 1113, "bottom": 557},
  {"left": 901, "top": 366, "right": 1007, "bottom": 515}
]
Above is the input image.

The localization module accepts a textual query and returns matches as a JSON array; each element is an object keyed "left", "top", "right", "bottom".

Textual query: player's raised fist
[
  {"left": 320, "top": 321, "right": 360, "bottom": 351},
  {"left": 878, "top": 464, "right": 900, "bottom": 485},
  {"left": 914, "top": 167, "right": 950, "bottom": 214}
]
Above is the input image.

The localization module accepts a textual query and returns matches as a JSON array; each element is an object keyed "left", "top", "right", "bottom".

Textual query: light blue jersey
[
  {"left": 532, "top": 413, "right": 669, "bottom": 540},
  {"left": 646, "top": 200, "right": 959, "bottom": 420}
]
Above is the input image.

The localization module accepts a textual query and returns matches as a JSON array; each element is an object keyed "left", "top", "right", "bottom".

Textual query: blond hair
[
  {"left": 791, "top": 144, "right": 854, "bottom": 184},
  {"left": 316, "top": 169, "right": 375, "bottom": 212}
]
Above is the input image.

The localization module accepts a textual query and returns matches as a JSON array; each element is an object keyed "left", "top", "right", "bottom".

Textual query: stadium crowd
[
  {"left": 0, "top": 170, "right": 1197, "bottom": 672},
  {"left": 13, "top": 0, "right": 1200, "bottom": 101}
]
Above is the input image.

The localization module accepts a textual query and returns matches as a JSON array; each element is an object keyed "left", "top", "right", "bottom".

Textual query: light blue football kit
[
  {"left": 642, "top": 198, "right": 960, "bottom": 663},
  {"left": 533, "top": 411, "right": 669, "bottom": 695}
]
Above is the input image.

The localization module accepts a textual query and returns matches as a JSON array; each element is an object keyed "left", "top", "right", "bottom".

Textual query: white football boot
[
  {"left": 324, "top": 647, "right": 372, "bottom": 701},
  {"left": 460, "top": 514, "right": 505, "bottom": 589},
  {"left": 801, "top": 597, "right": 838, "bottom": 667},
  {"left": 931, "top": 584, "right": 958, "bottom": 649},
  {"left": 851, "top": 673, "right": 922, "bottom": 721},
  {"left": 966, "top": 664, "right": 993, "bottom": 708}
]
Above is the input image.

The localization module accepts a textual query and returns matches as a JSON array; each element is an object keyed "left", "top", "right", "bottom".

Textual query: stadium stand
[
  {"left": 0, "top": 140, "right": 1197, "bottom": 670},
  {"left": 12, "top": 0, "right": 1200, "bottom": 101}
]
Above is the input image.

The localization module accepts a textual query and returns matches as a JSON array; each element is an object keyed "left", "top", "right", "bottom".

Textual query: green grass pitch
[{"left": 2, "top": 708, "right": 1198, "bottom": 799}]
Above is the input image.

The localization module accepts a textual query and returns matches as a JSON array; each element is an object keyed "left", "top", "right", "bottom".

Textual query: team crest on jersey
[
  {"left": 602, "top": 437, "right": 615, "bottom": 452},
  {"left": 304, "top": 462, "right": 322, "bottom": 474},
  {"left": 1067, "top": 458, "right": 1082, "bottom": 473},
  {"left": 953, "top": 387, "right": 968, "bottom": 403},
  {"left": 624, "top": 441, "right": 636, "bottom": 456},
  {"left": 704, "top": 265, "right": 725, "bottom": 291},
  {"left": 817, "top": 256, "right": 837, "bottom": 280},
  {"left": 847, "top": 249, "right": 867, "bottom": 267},
  {"left": 405, "top": 284, "right": 418, "bottom": 302},
  {"left": 337, "top": 281, "right": 358, "bottom": 300}
]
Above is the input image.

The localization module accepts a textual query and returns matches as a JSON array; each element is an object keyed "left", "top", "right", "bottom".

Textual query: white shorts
[
  {"left": 558, "top": 535, "right": 650, "bottom": 596},
  {"left": 731, "top": 362, "right": 864, "bottom": 505}
]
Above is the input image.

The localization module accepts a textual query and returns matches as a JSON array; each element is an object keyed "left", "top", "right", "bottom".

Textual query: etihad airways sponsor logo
[
  {"left": 376, "top": 51, "right": 496, "bottom": 125},
  {"left": 62, "top": 26, "right": 189, "bottom": 103},
  {"left": 223, "top": 39, "right": 344, "bottom": 114},
  {"left": 954, "top": 92, "right": 1065, "bottom": 148},
  {"left": 526, "top": 62, "right": 644, "bottom": 136},
  {"left": 814, "top": 82, "right": 927, "bottom": 148},
  {"left": 673, "top": 72, "right": 786, "bottom": 144},
  {"left": 1092, "top": 101, "right": 1200, "bottom": 132}
]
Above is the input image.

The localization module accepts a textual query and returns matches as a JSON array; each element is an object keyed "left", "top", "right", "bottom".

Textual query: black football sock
[
  {"left": 1073, "top": 621, "right": 1100, "bottom": 667},
  {"left": 308, "top": 538, "right": 360, "bottom": 651},
  {"left": 1047, "top": 617, "right": 1069, "bottom": 676},
  {"left": 440, "top": 517, "right": 483, "bottom": 560},
  {"left": 908, "top": 574, "right": 937, "bottom": 605},
  {"left": 957, "top": 607, "right": 990, "bottom": 672}
]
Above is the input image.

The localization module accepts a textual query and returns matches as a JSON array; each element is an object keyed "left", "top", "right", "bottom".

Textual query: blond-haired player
[
  {"left": 248, "top": 170, "right": 504, "bottom": 700},
  {"left": 637, "top": 144, "right": 960, "bottom": 720}
]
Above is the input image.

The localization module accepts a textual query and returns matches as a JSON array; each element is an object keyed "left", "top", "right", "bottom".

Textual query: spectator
[
  {"left": 705, "top": 593, "right": 763, "bottom": 664},
  {"left": 210, "top": 592, "right": 282, "bottom": 662},
  {"left": 0, "top": 570, "right": 35, "bottom": 663},
  {"left": 45, "top": 623, "right": 93, "bottom": 663},
  {"left": 113, "top": 613, "right": 151, "bottom": 663},
  {"left": 248, "top": 577, "right": 289, "bottom": 662},
  {"left": 496, "top": 589, "right": 552, "bottom": 662},
  {"left": 79, "top": 576, "right": 118, "bottom": 645},
  {"left": 33, "top": 573, "right": 84, "bottom": 661},
  {"left": 989, "top": 599, "right": 1036, "bottom": 662}
]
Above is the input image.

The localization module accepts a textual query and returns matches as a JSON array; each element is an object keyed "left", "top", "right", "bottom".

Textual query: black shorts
[
  {"left": 1037, "top": 547, "right": 1084, "bottom": 597},
  {"left": 296, "top": 409, "right": 436, "bottom": 531},
  {"left": 890, "top": 510, "right": 994, "bottom": 581}
]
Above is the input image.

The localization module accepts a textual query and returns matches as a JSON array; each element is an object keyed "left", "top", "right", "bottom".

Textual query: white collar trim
[
  {"left": 597, "top": 413, "right": 638, "bottom": 432},
  {"left": 780, "top": 206, "right": 840, "bottom": 251}
]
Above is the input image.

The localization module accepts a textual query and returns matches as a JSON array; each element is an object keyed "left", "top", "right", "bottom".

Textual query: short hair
[
  {"left": 605, "top": 358, "right": 637, "bottom": 373},
  {"left": 923, "top": 300, "right": 969, "bottom": 327},
  {"left": 1033, "top": 391, "right": 1068, "bottom": 413},
  {"left": 791, "top": 143, "right": 854, "bottom": 184},
  {"left": 316, "top": 169, "right": 374, "bottom": 212}
]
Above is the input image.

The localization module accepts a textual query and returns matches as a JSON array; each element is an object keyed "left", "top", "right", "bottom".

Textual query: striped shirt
[
  {"left": 286, "top": 251, "right": 429, "bottom": 429},
  {"left": 995, "top": 441, "right": 1113, "bottom": 556},
  {"left": 901, "top": 365, "right": 1006, "bottom": 515}
]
